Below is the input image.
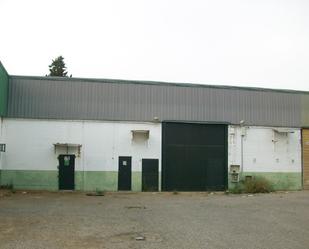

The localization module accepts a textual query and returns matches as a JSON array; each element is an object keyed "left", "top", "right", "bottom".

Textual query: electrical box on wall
[
  {"left": 230, "top": 164, "right": 240, "bottom": 173},
  {"left": 230, "top": 164, "right": 240, "bottom": 183}
]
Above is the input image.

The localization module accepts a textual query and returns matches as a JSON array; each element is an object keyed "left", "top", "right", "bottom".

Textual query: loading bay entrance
[{"left": 162, "top": 122, "right": 228, "bottom": 191}]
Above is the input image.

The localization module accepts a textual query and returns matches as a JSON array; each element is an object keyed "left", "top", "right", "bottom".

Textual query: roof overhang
[
  {"left": 53, "top": 143, "right": 82, "bottom": 156},
  {"left": 273, "top": 128, "right": 295, "bottom": 133}
]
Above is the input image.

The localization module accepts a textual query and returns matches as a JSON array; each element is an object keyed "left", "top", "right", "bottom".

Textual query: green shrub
[
  {"left": 244, "top": 177, "right": 273, "bottom": 193},
  {"left": 230, "top": 184, "right": 244, "bottom": 194}
]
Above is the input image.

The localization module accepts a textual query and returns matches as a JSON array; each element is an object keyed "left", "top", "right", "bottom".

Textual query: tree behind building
[{"left": 48, "top": 56, "right": 68, "bottom": 77}]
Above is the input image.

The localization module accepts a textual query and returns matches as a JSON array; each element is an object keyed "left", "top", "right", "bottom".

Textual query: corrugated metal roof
[
  {"left": 10, "top": 75, "right": 309, "bottom": 94},
  {"left": 7, "top": 75, "right": 304, "bottom": 127}
]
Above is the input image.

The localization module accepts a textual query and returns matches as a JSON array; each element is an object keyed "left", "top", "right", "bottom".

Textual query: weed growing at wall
[
  {"left": 230, "top": 176, "right": 273, "bottom": 194},
  {"left": 244, "top": 177, "right": 273, "bottom": 193},
  {"left": 229, "top": 184, "right": 243, "bottom": 194}
]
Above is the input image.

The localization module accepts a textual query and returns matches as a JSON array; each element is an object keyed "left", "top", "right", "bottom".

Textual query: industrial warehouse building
[{"left": 0, "top": 61, "right": 309, "bottom": 191}]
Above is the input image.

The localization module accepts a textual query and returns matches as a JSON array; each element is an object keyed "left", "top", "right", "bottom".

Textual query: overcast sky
[{"left": 0, "top": 0, "right": 308, "bottom": 90}]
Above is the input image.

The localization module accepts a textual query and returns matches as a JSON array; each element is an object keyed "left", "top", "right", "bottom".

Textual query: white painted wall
[
  {"left": 228, "top": 125, "right": 301, "bottom": 172},
  {"left": 2, "top": 119, "right": 302, "bottom": 175},
  {"left": 1, "top": 118, "right": 161, "bottom": 172}
]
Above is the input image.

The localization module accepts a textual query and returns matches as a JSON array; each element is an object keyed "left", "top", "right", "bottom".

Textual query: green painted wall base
[
  {"left": 0, "top": 170, "right": 58, "bottom": 190},
  {"left": 0, "top": 170, "right": 142, "bottom": 191},
  {"left": 228, "top": 172, "right": 302, "bottom": 191},
  {"left": 0, "top": 170, "right": 302, "bottom": 191}
]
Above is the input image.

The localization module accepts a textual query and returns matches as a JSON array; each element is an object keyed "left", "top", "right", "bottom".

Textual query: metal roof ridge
[{"left": 9, "top": 74, "right": 309, "bottom": 95}]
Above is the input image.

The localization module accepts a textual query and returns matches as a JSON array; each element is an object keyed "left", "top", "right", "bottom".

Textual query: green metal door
[
  {"left": 58, "top": 154, "right": 75, "bottom": 190},
  {"left": 118, "top": 156, "right": 132, "bottom": 191},
  {"left": 142, "top": 159, "right": 159, "bottom": 191},
  {"left": 162, "top": 122, "right": 227, "bottom": 191}
]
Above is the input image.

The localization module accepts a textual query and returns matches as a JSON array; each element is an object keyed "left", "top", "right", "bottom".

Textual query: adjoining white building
[{"left": 0, "top": 61, "right": 308, "bottom": 191}]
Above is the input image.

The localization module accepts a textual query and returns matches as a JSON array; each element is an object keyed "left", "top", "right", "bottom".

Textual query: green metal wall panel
[{"left": 0, "top": 62, "right": 9, "bottom": 116}]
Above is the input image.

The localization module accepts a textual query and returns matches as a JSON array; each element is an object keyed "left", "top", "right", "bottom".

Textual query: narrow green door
[
  {"left": 142, "top": 159, "right": 159, "bottom": 191},
  {"left": 58, "top": 154, "right": 75, "bottom": 190},
  {"left": 118, "top": 156, "right": 132, "bottom": 190}
]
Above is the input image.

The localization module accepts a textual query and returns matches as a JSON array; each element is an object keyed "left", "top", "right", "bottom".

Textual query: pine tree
[{"left": 48, "top": 56, "right": 68, "bottom": 77}]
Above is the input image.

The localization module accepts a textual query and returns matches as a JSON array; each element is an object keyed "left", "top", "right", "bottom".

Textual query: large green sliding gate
[{"left": 162, "top": 122, "right": 228, "bottom": 191}]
